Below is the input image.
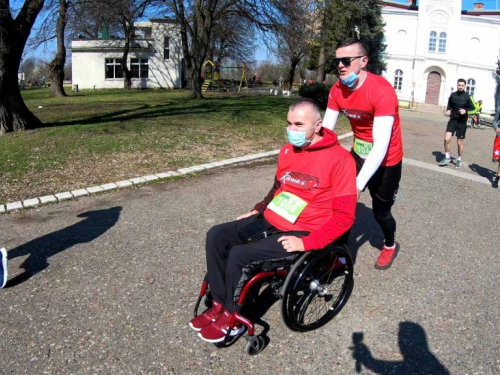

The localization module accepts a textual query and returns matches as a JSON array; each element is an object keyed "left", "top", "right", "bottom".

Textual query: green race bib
[
  {"left": 268, "top": 192, "right": 308, "bottom": 224},
  {"left": 354, "top": 138, "right": 373, "bottom": 159}
]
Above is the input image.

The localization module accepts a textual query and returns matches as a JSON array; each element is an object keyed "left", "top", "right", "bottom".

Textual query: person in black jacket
[{"left": 439, "top": 79, "right": 475, "bottom": 168}]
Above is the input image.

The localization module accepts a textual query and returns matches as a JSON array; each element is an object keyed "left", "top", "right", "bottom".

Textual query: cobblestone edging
[{"left": 0, "top": 132, "right": 354, "bottom": 214}]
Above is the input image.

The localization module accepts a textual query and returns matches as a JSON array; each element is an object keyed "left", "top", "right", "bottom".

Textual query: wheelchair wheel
[
  {"left": 280, "top": 245, "right": 354, "bottom": 332},
  {"left": 245, "top": 335, "right": 265, "bottom": 355}
]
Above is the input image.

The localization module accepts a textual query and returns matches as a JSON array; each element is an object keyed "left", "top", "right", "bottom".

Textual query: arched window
[
  {"left": 393, "top": 70, "right": 403, "bottom": 91},
  {"left": 466, "top": 79, "right": 476, "bottom": 96},
  {"left": 438, "top": 32, "right": 447, "bottom": 53},
  {"left": 429, "top": 31, "right": 437, "bottom": 52}
]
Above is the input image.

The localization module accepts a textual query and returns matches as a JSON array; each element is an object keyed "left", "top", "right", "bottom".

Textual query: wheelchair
[{"left": 193, "top": 243, "right": 354, "bottom": 355}]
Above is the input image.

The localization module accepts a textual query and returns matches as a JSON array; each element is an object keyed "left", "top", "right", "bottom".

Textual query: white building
[
  {"left": 379, "top": 0, "right": 500, "bottom": 113},
  {"left": 71, "top": 19, "right": 183, "bottom": 90}
]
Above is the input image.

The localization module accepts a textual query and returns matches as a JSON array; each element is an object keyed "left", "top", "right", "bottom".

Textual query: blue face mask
[
  {"left": 287, "top": 122, "right": 317, "bottom": 148},
  {"left": 340, "top": 59, "right": 362, "bottom": 88}
]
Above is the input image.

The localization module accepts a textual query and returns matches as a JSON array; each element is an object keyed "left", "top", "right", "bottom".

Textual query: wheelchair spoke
[{"left": 281, "top": 247, "right": 354, "bottom": 332}]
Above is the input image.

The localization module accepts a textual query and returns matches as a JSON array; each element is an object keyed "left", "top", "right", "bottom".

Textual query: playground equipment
[{"left": 202, "top": 60, "right": 249, "bottom": 94}]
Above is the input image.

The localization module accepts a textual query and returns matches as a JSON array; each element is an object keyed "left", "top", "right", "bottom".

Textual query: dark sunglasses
[{"left": 333, "top": 56, "right": 364, "bottom": 67}]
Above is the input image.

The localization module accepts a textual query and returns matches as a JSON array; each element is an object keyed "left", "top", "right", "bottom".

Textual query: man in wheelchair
[{"left": 190, "top": 98, "right": 357, "bottom": 343}]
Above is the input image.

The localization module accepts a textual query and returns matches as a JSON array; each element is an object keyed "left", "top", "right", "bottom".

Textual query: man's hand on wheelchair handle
[
  {"left": 278, "top": 235, "right": 305, "bottom": 252},
  {"left": 236, "top": 210, "right": 259, "bottom": 220}
]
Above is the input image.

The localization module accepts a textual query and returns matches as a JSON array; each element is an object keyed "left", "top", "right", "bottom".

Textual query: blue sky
[{"left": 392, "top": 0, "right": 500, "bottom": 9}]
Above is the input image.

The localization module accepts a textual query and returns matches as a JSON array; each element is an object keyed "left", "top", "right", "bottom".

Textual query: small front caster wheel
[{"left": 245, "top": 335, "right": 265, "bottom": 355}]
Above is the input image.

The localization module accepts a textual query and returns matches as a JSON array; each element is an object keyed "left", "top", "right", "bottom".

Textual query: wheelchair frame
[{"left": 193, "top": 244, "right": 354, "bottom": 355}]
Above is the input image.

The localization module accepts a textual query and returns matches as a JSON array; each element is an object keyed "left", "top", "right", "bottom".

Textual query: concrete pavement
[{"left": 0, "top": 110, "right": 499, "bottom": 374}]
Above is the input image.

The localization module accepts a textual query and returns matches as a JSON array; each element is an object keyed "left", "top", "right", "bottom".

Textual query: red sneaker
[
  {"left": 374, "top": 242, "right": 400, "bottom": 270},
  {"left": 198, "top": 309, "right": 245, "bottom": 343},
  {"left": 189, "top": 300, "right": 223, "bottom": 331}
]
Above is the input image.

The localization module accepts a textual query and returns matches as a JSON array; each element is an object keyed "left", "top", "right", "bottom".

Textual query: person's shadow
[
  {"left": 6, "top": 207, "right": 122, "bottom": 287},
  {"left": 350, "top": 321, "right": 451, "bottom": 374},
  {"left": 469, "top": 163, "right": 497, "bottom": 184},
  {"left": 431, "top": 151, "right": 457, "bottom": 165},
  {"left": 349, "top": 203, "right": 384, "bottom": 263}
]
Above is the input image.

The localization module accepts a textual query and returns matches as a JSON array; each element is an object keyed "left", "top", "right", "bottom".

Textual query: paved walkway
[{"left": 0, "top": 110, "right": 499, "bottom": 374}]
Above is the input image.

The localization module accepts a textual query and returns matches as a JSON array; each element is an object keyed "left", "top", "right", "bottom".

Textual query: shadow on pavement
[
  {"left": 469, "top": 163, "right": 496, "bottom": 183},
  {"left": 349, "top": 203, "right": 384, "bottom": 263},
  {"left": 432, "top": 151, "right": 447, "bottom": 163},
  {"left": 350, "top": 321, "right": 451, "bottom": 374},
  {"left": 6, "top": 207, "right": 122, "bottom": 287}
]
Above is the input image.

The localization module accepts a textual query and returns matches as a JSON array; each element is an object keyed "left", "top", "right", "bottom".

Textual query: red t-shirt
[
  {"left": 327, "top": 72, "right": 403, "bottom": 166},
  {"left": 263, "top": 129, "right": 357, "bottom": 249}
]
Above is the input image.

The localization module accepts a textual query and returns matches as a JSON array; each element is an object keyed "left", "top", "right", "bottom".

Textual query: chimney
[{"left": 474, "top": 3, "right": 484, "bottom": 9}]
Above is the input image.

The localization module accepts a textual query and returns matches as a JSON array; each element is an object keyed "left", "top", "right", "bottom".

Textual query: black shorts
[
  {"left": 446, "top": 118, "right": 467, "bottom": 139},
  {"left": 350, "top": 149, "right": 402, "bottom": 209}
]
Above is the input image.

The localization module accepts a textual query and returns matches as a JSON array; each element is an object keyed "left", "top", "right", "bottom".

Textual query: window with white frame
[
  {"left": 438, "top": 32, "right": 447, "bottom": 53},
  {"left": 164, "top": 37, "right": 170, "bottom": 60},
  {"left": 131, "top": 58, "right": 149, "bottom": 78},
  {"left": 394, "top": 69, "right": 403, "bottom": 91},
  {"left": 429, "top": 31, "right": 437, "bottom": 52},
  {"left": 105, "top": 58, "right": 123, "bottom": 79},
  {"left": 466, "top": 79, "right": 476, "bottom": 96}
]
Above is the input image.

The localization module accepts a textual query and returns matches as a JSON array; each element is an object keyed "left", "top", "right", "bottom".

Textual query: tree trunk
[
  {"left": 178, "top": 0, "right": 193, "bottom": 91},
  {"left": 187, "top": 40, "right": 206, "bottom": 98},
  {"left": 316, "top": 44, "right": 326, "bottom": 83},
  {"left": 188, "top": 64, "right": 203, "bottom": 99},
  {"left": 315, "top": 3, "right": 329, "bottom": 83},
  {"left": 298, "top": 64, "right": 306, "bottom": 83},
  {"left": 122, "top": 24, "right": 132, "bottom": 90},
  {"left": 179, "top": 0, "right": 215, "bottom": 99},
  {"left": 49, "top": 0, "right": 69, "bottom": 97},
  {"left": 0, "top": 0, "right": 45, "bottom": 134},
  {"left": 286, "top": 56, "right": 299, "bottom": 91},
  {"left": 0, "top": 72, "right": 43, "bottom": 134}
]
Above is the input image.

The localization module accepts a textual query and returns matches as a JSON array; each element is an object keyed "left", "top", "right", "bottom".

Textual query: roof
[{"left": 377, "top": 1, "right": 417, "bottom": 10}]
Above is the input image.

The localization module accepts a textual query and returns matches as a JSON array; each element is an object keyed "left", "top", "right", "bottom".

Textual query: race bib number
[
  {"left": 354, "top": 138, "right": 373, "bottom": 159},
  {"left": 267, "top": 192, "right": 308, "bottom": 224}
]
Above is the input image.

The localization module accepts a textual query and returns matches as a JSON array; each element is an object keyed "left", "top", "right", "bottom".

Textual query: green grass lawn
[{"left": 0, "top": 89, "right": 351, "bottom": 204}]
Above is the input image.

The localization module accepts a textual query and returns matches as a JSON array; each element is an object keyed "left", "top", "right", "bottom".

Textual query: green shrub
[{"left": 298, "top": 83, "right": 332, "bottom": 109}]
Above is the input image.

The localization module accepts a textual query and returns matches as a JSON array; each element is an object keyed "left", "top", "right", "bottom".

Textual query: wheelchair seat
[{"left": 194, "top": 243, "right": 354, "bottom": 355}]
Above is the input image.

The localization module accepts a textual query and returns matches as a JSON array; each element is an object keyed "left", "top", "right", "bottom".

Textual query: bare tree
[
  {"left": 208, "top": 13, "right": 256, "bottom": 64},
  {"left": 19, "top": 57, "right": 38, "bottom": 82},
  {"left": 67, "top": 1, "right": 122, "bottom": 39},
  {"left": 264, "top": 0, "right": 313, "bottom": 90},
  {"left": 67, "top": 0, "right": 158, "bottom": 90},
  {"left": 163, "top": 0, "right": 221, "bottom": 98},
  {"left": 163, "top": 0, "right": 278, "bottom": 98},
  {"left": 110, "top": 0, "right": 155, "bottom": 89},
  {"left": 49, "top": 0, "right": 70, "bottom": 97},
  {"left": 0, "top": 0, "right": 46, "bottom": 133}
]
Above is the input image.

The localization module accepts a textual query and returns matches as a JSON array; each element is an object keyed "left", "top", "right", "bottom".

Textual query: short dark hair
[
  {"left": 337, "top": 38, "right": 369, "bottom": 56},
  {"left": 289, "top": 98, "right": 322, "bottom": 119},
  {"left": 457, "top": 78, "right": 466, "bottom": 85}
]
